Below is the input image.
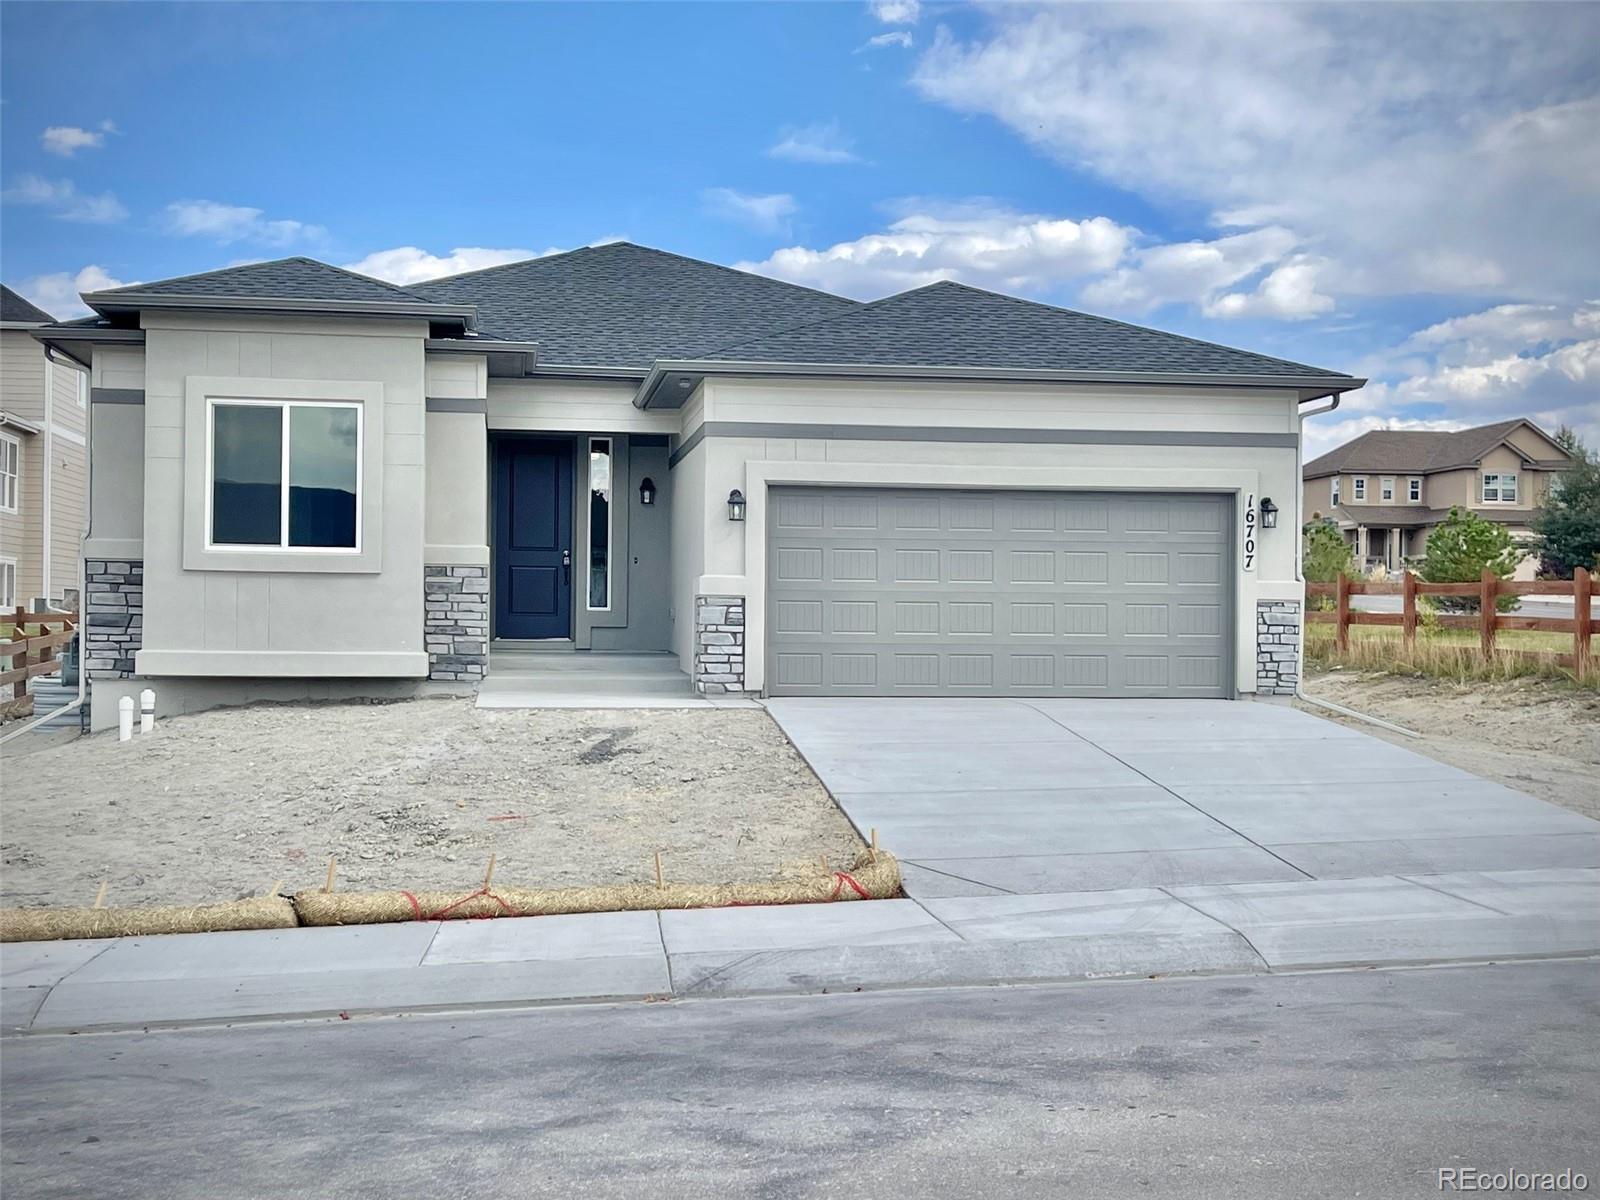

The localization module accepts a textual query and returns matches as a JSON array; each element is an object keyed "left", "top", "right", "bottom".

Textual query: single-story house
[
  {"left": 1301, "top": 420, "right": 1573, "bottom": 578},
  {"left": 30, "top": 242, "right": 1363, "bottom": 729}
]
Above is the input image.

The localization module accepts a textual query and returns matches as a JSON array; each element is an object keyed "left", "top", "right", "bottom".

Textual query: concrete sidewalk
[{"left": 4, "top": 867, "right": 1595, "bottom": 1033}]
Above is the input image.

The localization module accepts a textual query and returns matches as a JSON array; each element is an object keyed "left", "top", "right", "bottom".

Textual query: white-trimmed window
[
  {"left": 1380, "top": 476, "right": 1395, "bottom": 501},
  {"left": 1481, "top": 473, "right": 1519, "bottom": 504},
  {"left": 77, "top": 369, "right": 88, "bottom": 408},
  {"left": 206, "top": 399, "right": 361, "bottom": 551},
  {"left": 587, "top": 437, "right": 613, "bottom": 610},
  {"left": 0, "top": 432, "right": 19, "bottom": 514},
  {"left": 1353, "top": 477, "right": 1367, "bottom": 501},
  {"left": 1331, "top": 477, "right": 1341, "bottom": 506},
  {"left": 0, "top": 557, "right": 15, "bottom": 608},
  {"left": 1408, "top": 477, "right": 1421, "bottom": 502}
]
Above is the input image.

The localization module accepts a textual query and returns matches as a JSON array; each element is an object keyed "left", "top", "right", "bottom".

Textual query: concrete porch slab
[{"left": 477, "top": 652, "right": 753, "bottom": 710}]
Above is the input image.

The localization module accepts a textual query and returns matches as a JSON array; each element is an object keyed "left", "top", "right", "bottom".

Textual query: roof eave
[
  {"left": 634, "top": 358, "right": 1364, "bottom": 409},
  {"left": 82, "top": 291, "right": 479, "bottom": 333}
]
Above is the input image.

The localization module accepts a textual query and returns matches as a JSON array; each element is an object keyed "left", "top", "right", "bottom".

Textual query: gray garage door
[{"left": 766, "top": 487, "right": 1233, "bottom": 697}]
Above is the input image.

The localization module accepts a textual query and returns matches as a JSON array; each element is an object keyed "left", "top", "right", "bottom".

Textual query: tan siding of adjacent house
[{"left": 0, "top": 328, "right": 89, "bottom": 605}]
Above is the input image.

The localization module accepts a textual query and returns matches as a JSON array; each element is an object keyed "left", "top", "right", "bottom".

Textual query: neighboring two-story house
[
  {"left": 1301, "top": 420, "right": 1574, "bottom": 578},
  {"left": 1, "top": 285, "right": 89, "bottom": 611}
]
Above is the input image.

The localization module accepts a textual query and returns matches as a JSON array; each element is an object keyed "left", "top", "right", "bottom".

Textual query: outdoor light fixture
[
  {"left": 1260, "top": 497, "right": 1279, "bottom": 528},
  {"left": 727, "top": 489, "right": 746, "bottom": 522},
  {"left": 639, "top": 477, "right": 656, "bottom": 506}
]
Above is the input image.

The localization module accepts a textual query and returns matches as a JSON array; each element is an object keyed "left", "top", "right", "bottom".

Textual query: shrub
[
  {"left": 1303, "top": 520, "right": 1353, "bottom": 610},
  {"left": 1411, "top": 507, "right": 1519, "bottom": 613}
]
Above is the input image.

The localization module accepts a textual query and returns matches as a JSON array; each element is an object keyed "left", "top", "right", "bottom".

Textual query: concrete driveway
[{"left": 764, "top": 698, "right": 1600, "bottom": 897}]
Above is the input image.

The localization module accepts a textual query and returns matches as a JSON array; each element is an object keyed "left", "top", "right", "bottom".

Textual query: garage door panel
[{"left": 768, "top": 488, "right": 1232, "bottom": 697}]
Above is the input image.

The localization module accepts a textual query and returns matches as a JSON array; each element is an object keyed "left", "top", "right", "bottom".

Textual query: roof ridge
[
  {"left": 90, "top": 256, "right": 436, "bottom": 303},
  {"left": 925, "top": 279, "right": 1351, "bottom": 379},
  {"left": 410, "top": 244, "right": 593, "bottom": 289},
  {"left": 702, "top": 279, "right": 927, "bottom": 357}
]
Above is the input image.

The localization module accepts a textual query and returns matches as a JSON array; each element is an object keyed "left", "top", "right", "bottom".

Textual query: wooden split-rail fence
[
  {"left": 0, "top": 607, "right": 79, "bottom": 720},
  {"left": 1306, "top": 567, "right": 1594, "bottom": 679}
]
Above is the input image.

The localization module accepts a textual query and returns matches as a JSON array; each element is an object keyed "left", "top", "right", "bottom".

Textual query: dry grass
[{"left": 1305, "top": 625, "right": 1595, "bottom": 689}]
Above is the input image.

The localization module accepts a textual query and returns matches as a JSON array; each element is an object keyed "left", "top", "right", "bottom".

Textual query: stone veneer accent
[
  {"left": 83, "top": 559, "right": 143, "bottom": 678},
  {"left": 425, "top": 565, "right": 489, "bottom": 681},
  {"left": 694, "top": 594, "right": 748, "bottom": 694},
  {"left": 1255, "top": 599, "right": 1302, "bottom": 696}
]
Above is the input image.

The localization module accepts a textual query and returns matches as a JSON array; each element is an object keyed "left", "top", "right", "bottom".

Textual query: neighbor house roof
[
  {"left": 410, "top": 242, "right": 859, "bottom": 371},
  {"left": 1, "top": 284, "right": 54, "bottom": 325},
  {"left": 1324, "top": 504, "right": 1541, "bottom": 528},
  {"left": 701, "top": 280, "right": 1353, "bottom": 381},
  {"left": 1303, "top": 420, "right": 1571, "bottom": 478}
]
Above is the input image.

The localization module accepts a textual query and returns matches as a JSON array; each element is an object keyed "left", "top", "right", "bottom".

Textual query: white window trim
[
  {"left": 0, "top": 556, "right": 15, "bottom": 608},
  {"left": 0, "top": 431, "right": 18, "bottom": 514},
  {"left": 205, "top": 398, "right": 364, "bottom": 554},
  {"left": 1408, "top": 477, "right": 1421, "bottom": 502},
  {"left": 1353, "top": 477, "right": 1367, "bottom": 501},
  {"left": 1481, "top": 472, "right": 1520, "bottom": 504},
  {"left": 1380, "top": 476, "right": 1395, "bottom": 501},
  {"left": 1331, "top": 477, "right": 1340, "bottom": 506},
  {"left": 182, "top": 375, "right": 384, "bottom": 575}
]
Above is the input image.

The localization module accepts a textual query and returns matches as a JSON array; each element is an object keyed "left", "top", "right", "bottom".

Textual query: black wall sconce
[
  {"left": 727, "top": 489, "right": 746, "bottom": 522},
  {"left": 638, "top": 477, "right": 656, "bottom": 506},
  {"left": 1259, "top": 497, "right": 1279, "bottom": 528}
]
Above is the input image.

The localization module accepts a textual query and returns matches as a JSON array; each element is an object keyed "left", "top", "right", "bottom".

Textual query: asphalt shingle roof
[
  {"left": 92, "top": 257, "right": 433, "bottom": 304},
  {"left": 1303, "top": 420, "right": 1566, "bottom": 477},
  {"left": 1, "top": 284, "right": 54, "bottom": 324},
  {"left": 1325, "top": 504, "right": 1540, "bottom": 527},
  {"left": 411, "top": 242, "right": 859, "bottom": 370},
  {"left": 700, "top": 280, "right": 1352, "bottom": 380}
]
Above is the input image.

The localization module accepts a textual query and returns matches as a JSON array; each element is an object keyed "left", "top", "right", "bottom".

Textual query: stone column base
[
  {"left": 425, "top": 565, "right": 489, "bottom": 681},
  {"left": 1255, "top": 599, "right": 1301, "bottom": 695},
  {"left": 694, "top": 594, "right": 752, "bottom": 695}
]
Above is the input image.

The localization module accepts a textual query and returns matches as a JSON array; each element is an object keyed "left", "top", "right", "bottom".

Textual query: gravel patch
[{"left": 0, "top": 698, "right": 864, "bottom": 909}]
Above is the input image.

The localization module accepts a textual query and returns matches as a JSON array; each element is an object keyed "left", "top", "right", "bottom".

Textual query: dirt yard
[
  {"left": 0, "top": 699, "right": 864, "bottom": 909},
  {"left": 1301, "top": 668, "right": 1600, "bottom": 820}
]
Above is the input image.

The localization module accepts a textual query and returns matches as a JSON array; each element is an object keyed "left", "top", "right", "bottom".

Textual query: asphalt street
[{"left": 2, "top": 959, "right": 1596, "bottom": 1199}]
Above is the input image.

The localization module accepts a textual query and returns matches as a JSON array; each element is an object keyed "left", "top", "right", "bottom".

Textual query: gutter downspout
[
  {"left": 1292, "top": 392, "right": 1420, "bottom": 739},
  {"left": 0, "top": 351, "right": 90, "bottom": 745},
  {"left": 41, "top": 353, "right": 52, "bottom": 601}
]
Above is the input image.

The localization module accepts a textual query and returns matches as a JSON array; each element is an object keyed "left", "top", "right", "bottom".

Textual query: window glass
[
  {"left": 0, "top": 434, "right": 18, "bottom": 512},
  {"left": 1381, "top": 476, "right": 1394, "bottom": 501},
  {"left": 588, "top": 438, "right": 612, "bottom": 609},
  {"left": 288, "top": 406, "right": 359, "bottom": 548},
  {"left": 212, "top": 404, "right": 282, "bottom": 545},
  {"left": 1331, "top": 478, "right": 1340, "bottom": 505},
  {"left": 0, "top": 558, "right": 15, "bottom": 607},
  {"left": 1353, "top": 477, "right": 1366, "bottom": 499},
  {"left": 1409, "top": 478, "right": 1421, "bottom": 501}
]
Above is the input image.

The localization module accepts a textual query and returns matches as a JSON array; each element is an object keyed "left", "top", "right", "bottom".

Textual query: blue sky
[{"left": 4, "top": 1, "right": 1595, "bottom": 455}]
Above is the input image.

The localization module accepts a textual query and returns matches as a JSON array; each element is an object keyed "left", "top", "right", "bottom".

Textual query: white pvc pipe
[
  {"left": 117, "top": 694, "right": 133, "bottom": 742},
  {"left": 140, "top": 688, "right": 155, "bottom": 734}
]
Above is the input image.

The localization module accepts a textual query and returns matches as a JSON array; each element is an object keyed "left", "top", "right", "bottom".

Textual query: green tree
[
  {"left": 1302, "top": 520, "right": 1353, "bottom": 610},
  {"left": 1535, "top": 428, "right": 1600, "bottom": 578},
  {"left": 1412, "top": 506, "right": 1520, "bottom": 612}
]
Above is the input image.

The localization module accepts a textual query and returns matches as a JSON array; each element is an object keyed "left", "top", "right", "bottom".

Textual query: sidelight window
[{"left": 587, "top": 437, "right": 612, "bottom": 610}]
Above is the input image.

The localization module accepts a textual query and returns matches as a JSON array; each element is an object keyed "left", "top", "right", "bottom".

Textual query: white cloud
[
  {"left": 2, "top": 175, "right": 127, "bottom": 223},
  {"left": 343, "top": 246, "right": 546, "bottom": 286},
  {"left": 1082, "top": 226, "right": 1304, "bottom": 315},
  {"left": 161, "top": 200, "right": 326, "bottom": 247},
  {"left": 768, "top": 122, "right": 861, "bottom": 165},
  {"left": 1205, "top": 257, "right": 1334, "bottom": 322},
  {"left": 738, "top": 202, "right": 1133, "bottom": 299},
  {"left": 14, "top": 265, "right": 135, "bottom": 319},
  {"left": 702, "top": 188, "right": 798, "bottom": 234},
  {"left": 869, "top": 0, "right": 919, "bottom": 24},
  {"left": 861, "top": 31, "right": 913, "bottom": 50},
  {"left": 41, "top": 121, "right": 114, "bottom": 157},
  {"left": 1324, "top": 299, "right": 1600, "bottom": 456},
  {"left": 912, "top": 5, "right": 1600, "bottom": 304}
]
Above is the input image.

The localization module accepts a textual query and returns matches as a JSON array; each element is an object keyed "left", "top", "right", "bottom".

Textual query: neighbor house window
[
  {"left": 1481, "top": 473, "right": 1518, "bottom": 504},
  {"left": 1381, "top": 476, "right": 1395, "bottom": 501},
  {"left": 0, "top": 557, "right": 15, "bottom": 608},
  {"left": 587, "top": 437, "right": 612, "bottom": 610},
  {"left": 1408, "top": 477, "right": 1421, "bottom": 502},
  {"left": 77, "top": 370, "right": 88, "bottom": 408},
  {"left": 207, "top": 399, "right": 361, "bottom": 550},
  {"left": 1353, "top": 477, "right": 1367, "bottom": 501},
  {"left": 0, "top": 432, "right": 18, "bottom": 514},
  {"left": 1331, "top": 477, "right": 1341, "bottom": 506}
]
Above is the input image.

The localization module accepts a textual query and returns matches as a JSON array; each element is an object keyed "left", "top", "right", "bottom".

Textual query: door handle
[{"left": 562, "top": 548, "right": 571, "bottom": 584}]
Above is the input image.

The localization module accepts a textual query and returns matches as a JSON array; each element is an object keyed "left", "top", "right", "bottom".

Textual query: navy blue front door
[{"left": 493, "top": 438, "right": 573, "bottom": 640}]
